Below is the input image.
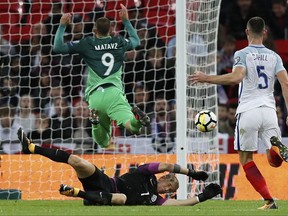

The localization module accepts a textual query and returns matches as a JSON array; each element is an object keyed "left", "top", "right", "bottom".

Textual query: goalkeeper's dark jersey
[{"left": 115, "top": 163, "right": 166, "bottom": 205}]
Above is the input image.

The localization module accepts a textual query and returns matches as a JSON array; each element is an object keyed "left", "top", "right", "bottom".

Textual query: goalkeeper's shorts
[{"left": 78, "top": 165, "right": 116, "bottom": 193}]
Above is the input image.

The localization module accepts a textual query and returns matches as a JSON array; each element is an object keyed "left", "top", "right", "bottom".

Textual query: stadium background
[{"left": 0, "top": 0, "right": 288, "bottom": 201}]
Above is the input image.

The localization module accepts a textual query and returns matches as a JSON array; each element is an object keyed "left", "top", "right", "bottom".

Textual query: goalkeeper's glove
[
  {"left": 187, "top": 169, "right": 208, "bottom": 181},
  {"left": 197, "top": 183, "right": 222, "bottom": 202}
]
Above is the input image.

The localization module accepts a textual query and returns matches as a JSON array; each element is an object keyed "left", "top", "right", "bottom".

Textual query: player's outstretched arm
[
  {"left": 189, "top": 67, "right": 246, "bottom": 85},
  {"left": 162, "top": 183, "right": 222, "bottom": 206},
  {"left": 53, "top": 13, "right": 71, "bottom": 54},
  {"left": 138, "top": 163, "right": 208, "bottom": 181},
  {"left": 158, "top": 163, "right": 208, "bottom": 181},
  {"left": 119, "top": 3, "right": 140, "bottom": 48}
]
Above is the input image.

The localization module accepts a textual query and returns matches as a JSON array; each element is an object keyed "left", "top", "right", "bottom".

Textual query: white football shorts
[{"left": 234, "top": 106, "right": 281, "bottom": 151}]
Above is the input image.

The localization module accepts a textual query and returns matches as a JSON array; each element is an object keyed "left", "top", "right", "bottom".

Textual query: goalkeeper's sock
[
  {"left": 197, "top": 193, "right": 207, "bottom": 202},
  {"left": 243, "top": 161, "right": 273, "bottom": 200},
  {"left": 73, "top": 187, "right": 80, "bottom": 197},
  {"left": 78, "top": 190, "right": 112, "bottom": 205},
  {"left": 34, "top": 146, "right": 70, "bottom": 163}
]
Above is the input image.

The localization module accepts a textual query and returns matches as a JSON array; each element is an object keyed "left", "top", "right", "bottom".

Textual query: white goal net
[
  {"left": 0, "top": 0, "right": 221, "bottom": 201},
  {"left": 185, "top": 0, "right": 221, "bottom": 198}
]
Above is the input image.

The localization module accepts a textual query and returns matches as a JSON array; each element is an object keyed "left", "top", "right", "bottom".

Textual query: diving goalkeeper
[
  {"left": 18, "top": 128, "right": 222, "bottom": 206},
  {"left": 53, "top": 4, "right": 150, "bottom": 148}
]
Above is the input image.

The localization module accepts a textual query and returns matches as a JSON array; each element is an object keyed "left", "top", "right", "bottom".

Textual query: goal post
[
  {"left": 173, "top": 0, "right": 223, "bottom": 200},
  {"left": 175, "top": 0, "right": 187, "bottom": 200}
]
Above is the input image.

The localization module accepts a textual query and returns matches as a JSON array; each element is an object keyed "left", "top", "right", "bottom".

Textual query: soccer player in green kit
[{"left": 53, "top": 4, "right": 150, "bottom": 148}]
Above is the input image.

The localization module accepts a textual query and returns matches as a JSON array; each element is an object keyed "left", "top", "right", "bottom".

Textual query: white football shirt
[{"left": 233, "top": 44, "right": 285, "bottom": 114}]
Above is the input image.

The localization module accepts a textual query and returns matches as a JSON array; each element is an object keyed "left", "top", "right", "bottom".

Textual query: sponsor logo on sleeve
[{"left": 151, "top": 194, "right": 157, "bottom": 202}]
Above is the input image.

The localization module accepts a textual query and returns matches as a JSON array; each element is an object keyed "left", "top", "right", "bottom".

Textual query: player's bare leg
[
  {"left": 59, "top": 184, "right": 126, "bottom": 205},
  {"left": 67, "top": 155, "right": 95, "bottom": 178}
]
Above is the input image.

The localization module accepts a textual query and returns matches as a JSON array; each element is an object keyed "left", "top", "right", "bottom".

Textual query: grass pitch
[{"left": 1, "top": 200, "right": 288, "bottom": 216}]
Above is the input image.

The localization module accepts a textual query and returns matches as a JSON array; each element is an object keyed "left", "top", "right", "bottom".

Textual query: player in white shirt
[{"left": 190, "top": 17, "right": 288, "bottom": 209}]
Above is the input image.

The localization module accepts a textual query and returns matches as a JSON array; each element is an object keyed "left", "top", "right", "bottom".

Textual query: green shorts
[{"left": 87, "top": 86, "right": 134, "bottom": 127}]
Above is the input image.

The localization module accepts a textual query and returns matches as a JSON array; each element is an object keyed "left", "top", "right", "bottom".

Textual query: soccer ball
[{"left": 194, "top": 110, "right": 217, "bottom": 132}]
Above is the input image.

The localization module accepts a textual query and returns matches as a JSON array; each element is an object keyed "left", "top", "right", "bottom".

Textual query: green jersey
[
  {"left": 53, "top": 19, "right": 140, "bottom": 100},
  {"left": 67, "top": 35, "right": 132, "bottom": 98}
]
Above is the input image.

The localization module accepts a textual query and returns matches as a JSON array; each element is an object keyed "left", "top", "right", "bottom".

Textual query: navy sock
[
  {"left": 34, "top": 146, "right": 70, "bottom": 163},
  {"left": 78, "top": 191, "right": 112, "bottom": 205}
]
